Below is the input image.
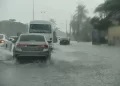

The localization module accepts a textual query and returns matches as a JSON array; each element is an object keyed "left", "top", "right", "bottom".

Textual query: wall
[{"left": 108, "top": 26, "right": 120, "bottom": 45}]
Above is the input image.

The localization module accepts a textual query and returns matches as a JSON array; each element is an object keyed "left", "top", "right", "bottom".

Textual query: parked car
[
  {"left": 0, "top": 34, "right": 12, "bottom": 50},
  {"left": 9, "top": 36, "right": 18, "bottom": 44},
  {"left": 60, "top": 37, "right": 70, "bottom": 45},
  {"left": 13, "top": 33, "right": 51, "bottom": 62}
]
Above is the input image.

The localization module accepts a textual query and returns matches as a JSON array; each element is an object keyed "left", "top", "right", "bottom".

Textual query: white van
[{"left": 28, "top": 20, "right": 54, "bottom": 49}]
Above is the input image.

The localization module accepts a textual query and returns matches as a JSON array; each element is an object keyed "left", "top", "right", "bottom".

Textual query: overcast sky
[{"left": 0, "top": 0, "right": 104, "bottom": 32}]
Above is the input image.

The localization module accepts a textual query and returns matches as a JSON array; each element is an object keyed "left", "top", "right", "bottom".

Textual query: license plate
[
  {"left": 29, "top": 47, "right": 40, "bottom": 50},
  {"left": 22, "top": 47, "right": 42, "bottom": 51}
]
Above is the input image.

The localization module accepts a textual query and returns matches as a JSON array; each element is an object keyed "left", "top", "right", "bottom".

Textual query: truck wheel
[
  {"left": 13, "top": 54, "right": 20, "bottom": 64},
  {"left": 5, "top": 44, "right": 8, "bottom": 49},
  {"left": 9, "top": 43, "right": 12, "bottom": 51},
  {"left": 44, "top": 54, "right": 51, "bottom": 64},
  {"left": 60, "top": 42, "right": 62, "bottom": 45},
  {"left": 69, "top": 41, "right": 70, "bottom": 45}
]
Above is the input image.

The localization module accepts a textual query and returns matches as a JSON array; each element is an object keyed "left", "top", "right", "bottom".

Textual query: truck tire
[
  {"left": 9, "top": 43, "right": 12, "bottom": 51},
  {"left": 6, "top": 44, "right": 8, "bottom": 49},
  {"left": 13, "top": 55, "right": 19, "bottom": 64}
]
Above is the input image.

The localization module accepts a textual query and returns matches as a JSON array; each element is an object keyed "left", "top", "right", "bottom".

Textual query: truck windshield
[
  {"left": 29, "top": 24, "right": 51, "bottom": 33},
  {"left": 19, "top": 35, "right": 45, "bottom": 42}
]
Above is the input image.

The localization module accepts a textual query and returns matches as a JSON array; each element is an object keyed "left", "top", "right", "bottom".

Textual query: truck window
[{"left": 29, "top": 24, "right": 51, "bottom": 33}]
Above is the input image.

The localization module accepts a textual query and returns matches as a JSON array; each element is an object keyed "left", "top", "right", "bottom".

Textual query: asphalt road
[{"left": 0, "top": 42, "right": 120, "bottom": 86}]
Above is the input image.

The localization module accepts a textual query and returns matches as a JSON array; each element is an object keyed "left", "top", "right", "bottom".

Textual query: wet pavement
[{"left": 0, "top": 42, "right": 120, "bottom": 86}]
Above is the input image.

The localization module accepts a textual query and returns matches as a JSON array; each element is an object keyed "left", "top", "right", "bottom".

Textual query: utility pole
[
  {"left": 33, "top": 0, "right": 35, "bottom": 20},
  {"left": 70, "top": 23, "right": 72, "bottom": 39},
  {"left": 70, "top": 15, "right": 73, "bottom": 39},
  {"left": 66, "top": 20, "right": 68, "bottom": 36}
]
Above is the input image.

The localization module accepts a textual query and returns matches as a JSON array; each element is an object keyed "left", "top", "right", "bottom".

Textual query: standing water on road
[
  {"left": 1, "top": 0, "right": 120, "bottom": 86},
  {"left": 0, "top": 42, "right": 120, "bottom": 86}
]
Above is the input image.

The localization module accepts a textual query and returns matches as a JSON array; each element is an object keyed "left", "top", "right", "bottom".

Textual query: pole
[
  {"left": 66, "top": 20, "right": 68, "bottom": 36},
  {"left": 33, "top": 0, "right": 34, "bottom": 20},
  {"left": 70, "top": 15, "right": 73, "bottom": 39},
  {"left": 70, "top": 23, "right": 71, "bottom": 39}
]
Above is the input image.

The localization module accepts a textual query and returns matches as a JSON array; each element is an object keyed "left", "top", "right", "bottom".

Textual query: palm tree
[
  {"left": 92, "top": 0, "right": 120, "bottom": 30},
  {"left": 76, "top": 5, "right": 87, "bottom": 29},
  {"left": 76, "top": 5, "right": 87, "bottom": 19},
  {"left": 50, "top": 19, "right": 56, "bottom": 27},
  {"left": 70, "top": 4, "right": 88, "bottom": 41},
  {"left": 76, "top": 5, "right": 88, "bottom": 41},
  {"left": 95, "top": 0, "right": 120, "bottom": 16}
]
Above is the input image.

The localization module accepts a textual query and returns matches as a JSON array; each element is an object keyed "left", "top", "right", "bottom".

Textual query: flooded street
[{"left": 0, "top": 42, "right": 120, "bottom": 86}]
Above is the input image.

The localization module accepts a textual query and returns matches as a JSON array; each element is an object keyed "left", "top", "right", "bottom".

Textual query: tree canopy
[
  {"left": 70, "top": 4, "right": 93, "bottom": 42},
  {"left": 95, "top": 0, "right": 120, "bottom": 19},
  {"left": 95, "top": 0, "right": 120, "bottom": 13},
  {"left": 0, "top": 20, "right": 27, "bottom": 37},
  {"left": 91, "top": 0, "right": 120, "bottom": 31}
]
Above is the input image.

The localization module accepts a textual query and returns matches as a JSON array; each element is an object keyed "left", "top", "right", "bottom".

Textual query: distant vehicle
[
  {"left": 13, "top": 33, "right": 51, "bottom": 62},
  {"left": 0, "top": 34, "right": 12, "bottom": 50},
  {"left": 9, "top": 36, "right": 18, "bottom": 44},
  {"left": 28, "top": 20, "right": 54, "bottom": 50},
  {"left": 60, "top": 37, "right": 70, "bottom": 45}
]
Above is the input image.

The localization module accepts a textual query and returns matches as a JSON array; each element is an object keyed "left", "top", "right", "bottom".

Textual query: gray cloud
[{"left": 0, "top": 0, "right": 104, "bottom": 31}]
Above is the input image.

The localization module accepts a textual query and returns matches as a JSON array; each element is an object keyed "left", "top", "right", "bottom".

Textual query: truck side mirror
[{"left": 9, "top": 38, "right": 14, "bottom": 41}]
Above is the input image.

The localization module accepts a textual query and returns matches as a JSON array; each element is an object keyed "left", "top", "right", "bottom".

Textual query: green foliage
[
  {"left": 90, "top": 16, "right": 112, "bottom": 31},
  {"left": 95, "top": 0, "right": 120, "bottom": 20},
  {"left": 70, "top": 4, "right": 93, "bottom": 42},
  {"left": 0, "top": 20, "right": 28, "bottom": 37},
  {"left": 95, "top": 0, "right": 120, "bottom": 13},
  {"left": 91, "top": 0, "right": 119, "bottom": 31}
]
